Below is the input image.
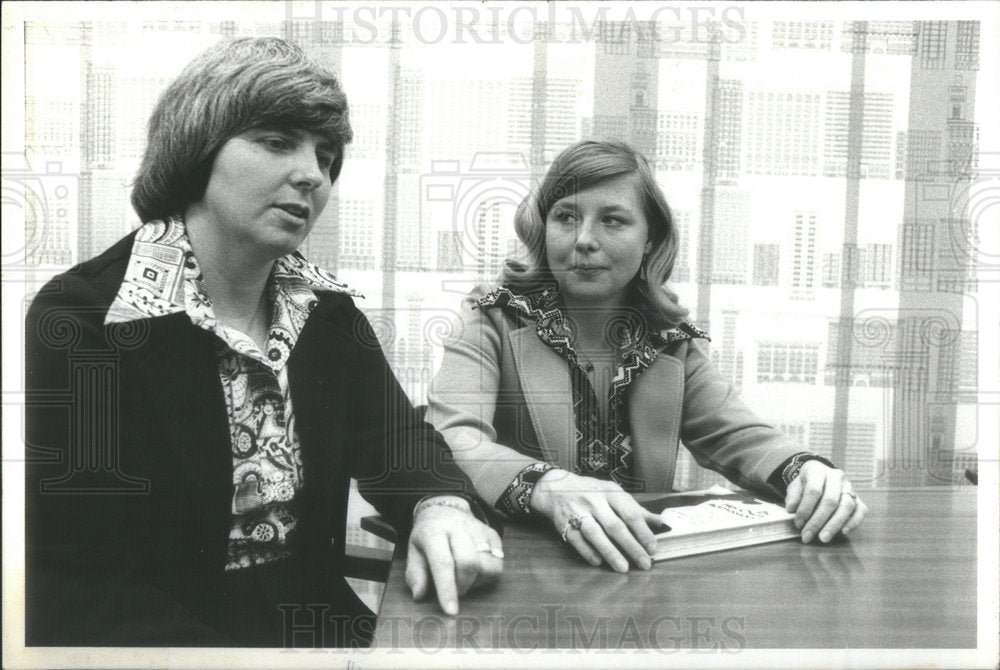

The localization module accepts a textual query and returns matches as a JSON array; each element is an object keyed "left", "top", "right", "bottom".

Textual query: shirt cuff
[
  {"left": 497, "top": 462, "right": 556, "bottom": 517},
  {"left": 767, "top": 452, "right": 837, "bottom": 496}
]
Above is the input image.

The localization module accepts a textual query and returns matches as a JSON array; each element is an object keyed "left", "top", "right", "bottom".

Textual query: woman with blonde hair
[{"left": 428, "top": 140, "right": 867, "bottom": 573}]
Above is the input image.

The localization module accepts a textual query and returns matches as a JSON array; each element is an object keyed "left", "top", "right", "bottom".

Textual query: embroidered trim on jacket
[
  {"left": 499, "top": 462, "right": 556, "bottom": 517},
  {"left": 477, "top": 284, "right": 708, "bottom": 497}
]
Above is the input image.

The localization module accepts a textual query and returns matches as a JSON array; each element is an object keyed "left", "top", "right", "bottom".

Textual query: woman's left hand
[
  {"left": 785, "top": 461, "right": 869, "bottom": 543},
  {"left": 405, "top": 497, "right": 504, "bottom": 615}
]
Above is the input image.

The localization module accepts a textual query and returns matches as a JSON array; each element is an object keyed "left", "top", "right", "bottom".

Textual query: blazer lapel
[
  {"left": 507, "top": 326, "right": 575, "bottom": 472},
  {"left": 116, "top": 313, "right": 234, "bottom": 578},
  {"left": 627, "top": 354, "right": 684, "bottom": 493},
  {"left": 288, "top": 313, "right": 344, "bottom": 508},
  {"left": 134, "top": 315, "right": 232, "bottom": 493},
  {"left": 286, "top": 307, "right": 354, "bottom": 570}
]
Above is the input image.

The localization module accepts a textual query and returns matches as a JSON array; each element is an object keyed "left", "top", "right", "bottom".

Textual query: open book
[{"left": 642, "top": 485, "right": 799, "bottom": 561}]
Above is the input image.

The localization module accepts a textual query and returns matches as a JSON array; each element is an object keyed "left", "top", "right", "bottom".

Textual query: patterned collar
[
  {"left": 474, "top": 284, "right": 709, "bottom": 355},
  {"left": 105, "top": 215, "right": 360, "bottom": 370}
]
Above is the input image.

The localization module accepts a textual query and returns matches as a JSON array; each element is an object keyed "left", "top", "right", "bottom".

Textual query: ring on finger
[
  {"left": 475, "top": 542, "right": 504, "bottom": 558},
  {"left": 841, "top": 490, "right": 858, "bottom": 501},
  {"left": 560, "top": 512, "right": 592, "bottom": 542}
]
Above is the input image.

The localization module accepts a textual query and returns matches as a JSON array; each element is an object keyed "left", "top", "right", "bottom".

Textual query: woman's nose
[
  {"left": 291, "top": 149, "right": 325, "bottom": 190},
  {"left": 574, "top": 219, "right": 599, "bottom": 250}
]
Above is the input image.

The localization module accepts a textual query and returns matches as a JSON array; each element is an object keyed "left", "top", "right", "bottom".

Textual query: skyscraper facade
[{"left": 13, "top": 13, "right": 991, "bottom": 494}]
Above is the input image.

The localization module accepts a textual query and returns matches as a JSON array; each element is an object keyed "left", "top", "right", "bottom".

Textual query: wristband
[
  {"left": 412, "top": 496, "right": 471, "bottom": 519},
  {"left": 782, "top": 453, "right": 836, "bottom": 487},
  {"left": 498, "top": 462, "right": 556, "bottom": 517}
]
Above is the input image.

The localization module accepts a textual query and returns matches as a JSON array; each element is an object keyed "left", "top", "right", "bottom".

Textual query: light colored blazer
[{"left": 427, "top": 287, "right": 802, "bottom": 506}]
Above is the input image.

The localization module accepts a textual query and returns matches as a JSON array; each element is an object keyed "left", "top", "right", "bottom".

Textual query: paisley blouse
[{"left": 105, "top": 215, "right": 359, "bottom": 570}]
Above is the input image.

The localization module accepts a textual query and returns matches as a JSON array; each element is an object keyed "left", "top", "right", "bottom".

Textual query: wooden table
[{"left": 372, "top": 487, "right": 978, "bottom": 649}]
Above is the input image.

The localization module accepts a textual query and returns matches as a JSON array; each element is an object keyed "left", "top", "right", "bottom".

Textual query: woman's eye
[
  {"left": 317, "top": 153, "right": 334, "bottom": 170},
  {"left": 552, "top": 210, "right": 577, "bottom": 224},
  {"left": 263, "top": 137, "right": 290, "bottom": 150},
  {"left": 604, "top": 216, "right": 626, "bottom": 227}
]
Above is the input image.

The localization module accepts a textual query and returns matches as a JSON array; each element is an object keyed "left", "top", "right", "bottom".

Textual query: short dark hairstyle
[
  {"left": 130, "top": 37, "right": 352, "bottom": 222},
  {"left": 502, "top": 140, "right": 688, "bottom": 328}
]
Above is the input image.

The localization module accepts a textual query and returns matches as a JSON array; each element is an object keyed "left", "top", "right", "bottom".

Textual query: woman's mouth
[{"left": 274, "top": 203, "right": 310, "bottom": 221}]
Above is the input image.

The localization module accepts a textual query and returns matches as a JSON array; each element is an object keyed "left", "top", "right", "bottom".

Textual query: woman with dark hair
[
  {"left": 25, "top": 37, "right": 501, "bottom": 648},
  {"left": 427, "top": 140, "right": 867, "bottom": 573}
]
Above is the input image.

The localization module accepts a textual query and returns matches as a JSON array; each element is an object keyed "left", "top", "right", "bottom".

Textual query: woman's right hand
[{"left": 530, "top": 469, "right": 665, "bottom": 572}]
